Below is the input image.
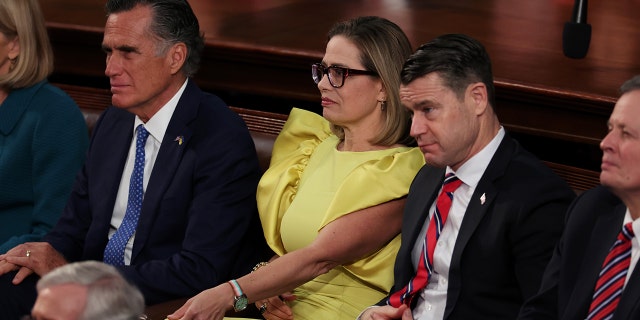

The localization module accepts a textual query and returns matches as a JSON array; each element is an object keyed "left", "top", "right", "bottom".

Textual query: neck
[
  {"left": 0, "top": 88, "right": 9, "bottom": 106},
  {"left": 616, "top": 190, "right": 640, "bottom": 220}
]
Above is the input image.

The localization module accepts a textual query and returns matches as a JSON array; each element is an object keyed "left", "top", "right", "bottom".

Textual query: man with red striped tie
[
  {"left": 358, "top": 34, "right": 575, "bottom": 320},
  {"left": 520, "top": 75, "right": 640, "bottom": 320}
]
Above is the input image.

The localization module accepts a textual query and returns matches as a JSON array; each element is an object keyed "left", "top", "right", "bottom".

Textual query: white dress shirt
[
  {"left": 107, "top": 79, "right": 187, "bottom": 265},
  {"left": 623, "top": 209, "right": 640, "bottom": 287},
  {"left": 411, "top": 127, "right": 505, "bottom": 320}
]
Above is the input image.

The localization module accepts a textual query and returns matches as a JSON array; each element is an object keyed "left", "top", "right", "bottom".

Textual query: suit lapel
[
  {"left": 563, "top": 204, "right": 626, "bottom": 319},
  {"left": 444, "top": 136, "right": 512, "bottom": 318},
  {"left": 405, "top": 167, "right": 445, "bottom": 244},
  {"left": 448, "top": 136, "right": 512, "bottom": 269},
  {"left": 396, "top": 167, "right": 444, "bottom": 287},
  {"left": 93, "top": 109, "right": 136, "bottom": 237},
  {"left": 131, "top": 80, "right": 199, "bottom": 260}
]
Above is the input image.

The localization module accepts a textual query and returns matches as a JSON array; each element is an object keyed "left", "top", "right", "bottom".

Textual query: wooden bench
[
  {"left": 58, "top": 83, "right": 600, "bottom": 193},
  {"left": 55, "top": 83, "right": 601, "bottom": 318}
]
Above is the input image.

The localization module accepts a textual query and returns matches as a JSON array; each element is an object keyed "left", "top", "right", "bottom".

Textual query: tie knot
[
  {"left": 442, "top": 173, "right": 462, "bottom": 193},
  {"left": 621, "top": 222, "right": 635, "bottom": 242},
  {"left": 137, "top": 125, "right": 150, "bottom": 142}
]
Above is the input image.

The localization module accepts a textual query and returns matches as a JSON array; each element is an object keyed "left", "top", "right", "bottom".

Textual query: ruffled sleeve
[
  {"left": 319, "top": 147, "right": 425, "bottom": 229},
  {"left": 321, "top": 147, "right": 425, "bottom": 291},
  {"left": 257, "top": 108, "right": 331, "bottom": 256}
]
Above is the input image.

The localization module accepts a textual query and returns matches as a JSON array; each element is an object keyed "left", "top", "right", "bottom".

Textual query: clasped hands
[{"left": 0, "top": 242, "right": 68, "bottom": 284}]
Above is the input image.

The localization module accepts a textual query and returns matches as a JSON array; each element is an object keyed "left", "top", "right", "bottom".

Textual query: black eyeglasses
[{"left": 311, "top": 63, "right": 377, "bottom": 88}]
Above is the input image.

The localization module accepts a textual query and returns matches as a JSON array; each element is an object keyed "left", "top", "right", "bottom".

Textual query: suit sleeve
[{"left": 511, "top": 178, "right": 574, "bottom": 301}]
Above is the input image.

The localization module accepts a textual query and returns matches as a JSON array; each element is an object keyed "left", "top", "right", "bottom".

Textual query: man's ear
[
  {"left": 467, "top": 82, "right": 488, "bottom": 115},
  {"left": 168, "top": 42, "right": 187, "bottom": 75}
]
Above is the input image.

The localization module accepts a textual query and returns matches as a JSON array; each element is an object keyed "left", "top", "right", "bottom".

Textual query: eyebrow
[{"left": 101, "top": 44, "right": 139, "bottom": 54}]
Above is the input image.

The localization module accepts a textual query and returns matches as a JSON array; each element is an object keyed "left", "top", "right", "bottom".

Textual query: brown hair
[{"left": 327, "top": 16, "right": 414, "bottom": 146}]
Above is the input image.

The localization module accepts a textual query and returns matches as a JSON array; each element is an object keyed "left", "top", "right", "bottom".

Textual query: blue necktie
[{"left": 104, "top": 124, "right": 150, "bottom": 266}]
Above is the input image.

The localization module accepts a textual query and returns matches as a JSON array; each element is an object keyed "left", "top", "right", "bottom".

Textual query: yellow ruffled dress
[{"left": 257, "top": 108, "right": 425, "bottom": 319}]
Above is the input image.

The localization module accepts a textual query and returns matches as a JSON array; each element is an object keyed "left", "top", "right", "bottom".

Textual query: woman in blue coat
[{"left": 0, "top": 0, "right": 88, "bottom": 253}]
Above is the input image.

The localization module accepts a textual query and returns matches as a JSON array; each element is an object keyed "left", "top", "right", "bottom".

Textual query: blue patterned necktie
[{"left": 104, "top": 124, "right": 150, "bottom": 266}]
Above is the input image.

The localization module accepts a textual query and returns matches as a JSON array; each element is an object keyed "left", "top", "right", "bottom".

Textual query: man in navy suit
[
  {"left": 519, "top": 75, "right": 640, "bottom": 319},
  {"left": 359, "top": 34, "right": 575, "bottom": 320},
  {"left": 0, "top": 0, "right": 268, "bottom": 318}
]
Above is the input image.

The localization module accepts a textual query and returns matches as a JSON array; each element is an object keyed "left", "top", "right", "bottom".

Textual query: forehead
[
  {"left": 103, "top": 5, "right": 153, "bottom": 47},
  {"left": 610, "top": 90, "right": 640, "bottom": 127},
  {"left": 34, "top": 284, "right": 88, "bottom": 318},
  {"left": 322, "top": 35, "right": 363, "bottom": 67},
  {"left": 400, "top": 73, "right": 452, "bottom": 107}
]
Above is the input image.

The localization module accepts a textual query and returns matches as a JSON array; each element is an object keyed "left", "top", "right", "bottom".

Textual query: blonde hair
[{"left": 0, "top": 0, "right": 54, "bottom": 88}]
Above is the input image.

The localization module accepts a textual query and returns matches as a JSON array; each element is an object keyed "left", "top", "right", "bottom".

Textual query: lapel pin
[
  {"left": 480, "top": 193, "right": 486, "bottom": 205},
  {"left": 174, "top": 135, "right": 184, "bottom": 145}
]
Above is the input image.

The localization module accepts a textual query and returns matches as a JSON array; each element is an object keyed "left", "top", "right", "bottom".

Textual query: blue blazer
[
  {"left": 44, "top": 80, "right": 269, "bottom": 304},
  {"left": 519, "top": 186, "right": 640, "bottom": 319},
  {"left": 380, "top": 135, "right": 575, "bottom": 319}
]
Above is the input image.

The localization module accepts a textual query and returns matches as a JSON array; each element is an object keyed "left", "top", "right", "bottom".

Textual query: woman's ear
[{"left": 8, "top": 36, "right": 20, "bottom": 60}]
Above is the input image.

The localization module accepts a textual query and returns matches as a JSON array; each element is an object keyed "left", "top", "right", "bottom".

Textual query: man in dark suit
[
  {"left": 359, "top": 34, "right": 575, "bottom": 320},
  {"left": 519, "top": 75, "right": 640, "bottom": 320},
  {"left": 0, "top": 0, "right": 268, "bottom": 318}
]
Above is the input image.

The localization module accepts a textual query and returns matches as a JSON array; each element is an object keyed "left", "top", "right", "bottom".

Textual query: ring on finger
[
  {"left": 259, "top": 302, "right": 267, "bottom": 314},
  {"left": 25, "top": 250, "right": 31, "bottom": 258}
]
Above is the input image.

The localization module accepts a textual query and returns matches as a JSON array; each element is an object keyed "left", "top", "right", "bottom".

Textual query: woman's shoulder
[{"left": 269, "top": 108, "right": 333, "bottom": 164}]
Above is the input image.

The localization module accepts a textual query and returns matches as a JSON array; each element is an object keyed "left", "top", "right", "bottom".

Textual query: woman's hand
[
  {"left": 167, "top": 284, "right": 233, "bottom": 320},
  {"left": 255, "top": 292, "right": 296, "bottom": 320}
]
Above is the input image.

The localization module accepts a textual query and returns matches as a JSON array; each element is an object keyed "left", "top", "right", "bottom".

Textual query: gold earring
[{"left": 9, "top": 57, "right": 16, "bottom": 71}]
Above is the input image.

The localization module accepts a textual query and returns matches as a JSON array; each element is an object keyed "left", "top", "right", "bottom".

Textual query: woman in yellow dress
[{"left": 170, "top": 16, "right": 425, "bottom": 320}]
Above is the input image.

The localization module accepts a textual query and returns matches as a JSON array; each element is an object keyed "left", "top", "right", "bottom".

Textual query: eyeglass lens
[{"left": 312, "top": 64, "right": 344, "bottom": 88}]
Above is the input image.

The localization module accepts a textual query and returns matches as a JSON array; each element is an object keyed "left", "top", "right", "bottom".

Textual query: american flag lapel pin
[
  {"left": 480, "top": 193, "right": 486, "bottom": 205},
  {"left": 174, "top": 135, "right": 184, "bottom": 145}
]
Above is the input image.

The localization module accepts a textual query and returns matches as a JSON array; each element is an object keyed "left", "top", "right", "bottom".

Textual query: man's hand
[
  {"left": 0, "top": 242, "right": 68, "bottom": 284},
  {"left": 360, "top": 304, "right": 413, "bottom": 320}
]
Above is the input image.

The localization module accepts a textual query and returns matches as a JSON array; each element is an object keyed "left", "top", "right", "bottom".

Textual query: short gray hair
[
  {"left": 620, "top": 75, "right": 640, "bottom": 95},
  {"left": 105, "top": 0, "right": 205, "bottom": 77},
  {"left": 37, "top": 261, "right": 145, "bottom": 320}
]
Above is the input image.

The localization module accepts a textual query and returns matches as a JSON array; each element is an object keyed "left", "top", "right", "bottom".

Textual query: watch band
[{"left": 228, "top": 279, "right": 244, "bottom": 296}]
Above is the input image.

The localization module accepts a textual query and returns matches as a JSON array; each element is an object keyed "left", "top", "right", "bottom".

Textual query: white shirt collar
[
  {"left": 133, "top": 78, "right": 189, "bottom": 143},
  {"left": 447, "top": 127, "right": 505, "bottom": 188}
]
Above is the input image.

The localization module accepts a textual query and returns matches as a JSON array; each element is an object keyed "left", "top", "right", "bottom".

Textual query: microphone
[{"left": 563, "top": 0, "right": 591, "bottom": 59}]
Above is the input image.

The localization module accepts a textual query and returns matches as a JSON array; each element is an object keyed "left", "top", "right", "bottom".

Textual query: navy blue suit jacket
[
  {"left": 519, "top": 186, "right": 640, "bottom": 319},
  {"left": 380, "top": 135, "right": 575, "bottom": 319},
  {"left": 44, "top": 80, "right": 269, "bottom": 304}
]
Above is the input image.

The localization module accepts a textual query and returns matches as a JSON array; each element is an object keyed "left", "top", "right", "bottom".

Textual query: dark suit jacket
[
  {"left": 380, "top": 134, "right": 575, "bottom": 319},
  {"left": 519, "top": 186, "right": 640, "bottom": 319},
  {"left": 44, "top": 80, "right": 270, "bottom": 304}
]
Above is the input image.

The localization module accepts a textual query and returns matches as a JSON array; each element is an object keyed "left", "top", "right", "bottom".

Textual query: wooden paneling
[{"left": 40, "top": 0, "right": 635, "bottom": 181}]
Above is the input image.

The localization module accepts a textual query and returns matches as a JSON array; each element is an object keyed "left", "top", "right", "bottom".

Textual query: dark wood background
[{"left": 39, "top": 0, "right": 640, "bottom": 188}]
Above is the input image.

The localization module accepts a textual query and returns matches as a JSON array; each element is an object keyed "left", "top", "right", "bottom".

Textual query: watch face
[{"left": 234, "top": 294, "right": 248, "bottom": 311}]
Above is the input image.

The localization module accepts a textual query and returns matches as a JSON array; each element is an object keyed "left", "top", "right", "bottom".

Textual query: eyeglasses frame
[{"left": 311, "top": 63, "right": 377, "bottom": 88}]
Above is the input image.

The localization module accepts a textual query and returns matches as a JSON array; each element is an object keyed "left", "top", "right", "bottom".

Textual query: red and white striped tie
[
  {"left": 587, "top": 222, "right": 635, "bottom": 320},
  {"left": 388, "top": 173, "right": 462, "bottom": 307}
]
